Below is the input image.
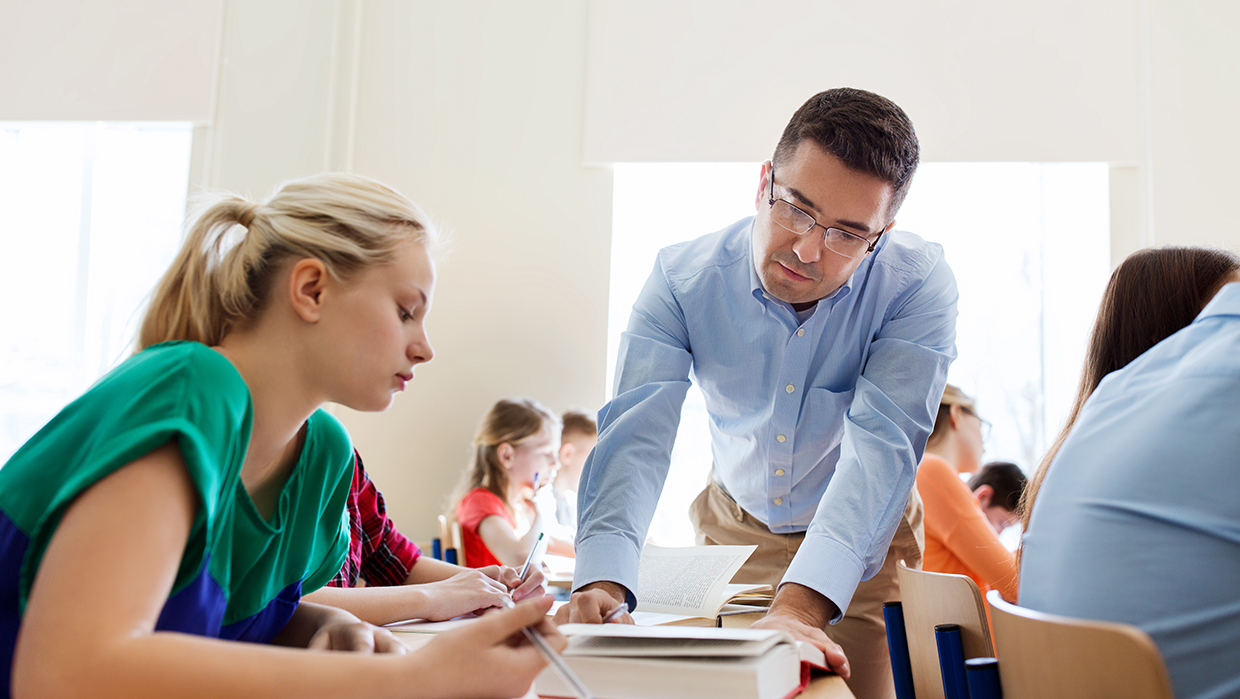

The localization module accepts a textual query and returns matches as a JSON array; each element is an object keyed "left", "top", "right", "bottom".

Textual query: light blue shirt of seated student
[
  {"left": 1021, "top": 282, "right": 1240, "bottom": 699},
  {"left": 574, "top": 216, "right": 957, "bottom": 617}
]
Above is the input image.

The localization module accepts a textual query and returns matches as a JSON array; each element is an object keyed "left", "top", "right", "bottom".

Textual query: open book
[
  {"left": 633, "top": 545, "right": 771, "bottom": 620},
  {"left": 536, "top": 624, "right": 827, "bottom": 699},
  {"left": 385, "top": 545, "right": 771, "bottom": 631}
]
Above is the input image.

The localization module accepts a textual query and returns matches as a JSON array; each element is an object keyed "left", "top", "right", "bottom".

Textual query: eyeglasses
[
  {"left": 960, "top": 406, "right": 992, "bottom": 442},
  {"left": 768, "top": 169, "right": 882, "bottom": 259}
]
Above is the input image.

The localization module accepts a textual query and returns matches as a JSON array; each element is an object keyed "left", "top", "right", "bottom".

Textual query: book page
[{"left": 635, "top": 544, "right": 757, "bottom": 617}]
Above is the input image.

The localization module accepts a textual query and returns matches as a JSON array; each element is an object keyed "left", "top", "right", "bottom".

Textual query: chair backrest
[
  {"left": 451, "top": 519, "right": 466, "bottom": 567},
  {"left": 896, "top": 561, "right": 994, "bottom": 699},
  {"left": 437, "top": 513, "right": 467, "bottom": 567},
  {"left": 985, "top": 590, "right": 1174, "bottom": 699}
]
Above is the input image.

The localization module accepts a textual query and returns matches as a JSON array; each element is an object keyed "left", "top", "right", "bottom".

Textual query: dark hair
[
  {"left": 1019, "top": 246, "right": 1240, "bottom": 532},
  {"left": 969, "top": 462, "right": 1027, "bottom": 512},
  {"left": 561, "top": 409, "right": 597, "bottom": 439},
  {"left": 772, "top": 88, "right": 920, "bottom": 217}
]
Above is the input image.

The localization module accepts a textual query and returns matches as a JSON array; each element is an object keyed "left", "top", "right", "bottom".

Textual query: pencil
[{"left": 500, "top": 597, "right": 595, "bottom": 699}]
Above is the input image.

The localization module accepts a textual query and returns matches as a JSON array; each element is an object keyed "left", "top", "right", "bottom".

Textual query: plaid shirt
[{"left": 327, "top": 451, "right": 421, "bottom": 587}]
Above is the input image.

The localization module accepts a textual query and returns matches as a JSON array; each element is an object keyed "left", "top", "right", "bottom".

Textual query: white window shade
[
  {"left": 583, "top": 0, "right": 1141, "bottom": 164},
  {"left": 0, "top": 0, "right": 224, "bottom": 122}
]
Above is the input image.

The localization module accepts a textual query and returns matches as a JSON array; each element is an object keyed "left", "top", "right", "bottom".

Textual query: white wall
[
  {"left": 583, "top": 0, "right": 1142, "bottom": 164},
  {"left": 3, "top": 0, "right": 1237, "bottom": 542},
  {"left": 1147, "top": 0, "right": 1240, "bottom": 249},
  {"left": 0, "top": 0, "right": 223, "bottom": 121},
  {"left": 339, "top": 1, "right": 613, "bottom": 537}
]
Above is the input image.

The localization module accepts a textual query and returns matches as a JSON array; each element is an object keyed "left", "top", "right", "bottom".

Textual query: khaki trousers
[{"left": 689, "top": 481, "right": 924, "bottom": 699}]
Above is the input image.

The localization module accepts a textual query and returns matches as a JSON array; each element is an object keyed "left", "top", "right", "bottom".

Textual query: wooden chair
[
  {"left": 985, "top": 590, "right": 1173, "bottom": 699},
  {"left": 437, "top": 513, "right": 467, "bottom": 567},
  {"left": 895, "top": 561, "right": 994, "bottom": 699}
]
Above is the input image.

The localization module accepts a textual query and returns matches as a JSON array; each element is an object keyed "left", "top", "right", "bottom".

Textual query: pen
[
  {"left": 601, "top": 605, "right": 629, "bottom": 624},
  {"left": 500, "top": 597, "right": 596, "bottom": 699},
  {"left": 517, "top": 532, "right": 548, "bottom": 583}
]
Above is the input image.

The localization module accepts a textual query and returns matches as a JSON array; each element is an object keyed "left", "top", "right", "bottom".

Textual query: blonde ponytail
[{"left": 139, "top": 173, "right": 437, "bottom": 349}]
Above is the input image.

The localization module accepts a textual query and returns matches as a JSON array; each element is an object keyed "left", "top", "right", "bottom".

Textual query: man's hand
[
  {"left": 553, "top": 581, "right": 632, "bottom": 625},
  {"left": 750, "top": 583, "right": 850, "bottom": 679}
]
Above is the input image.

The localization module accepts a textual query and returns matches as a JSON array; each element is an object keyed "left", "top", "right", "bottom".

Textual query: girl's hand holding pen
[
  {"left": 420, "top": 596, "right": 566, "bottom": 699},
  {"left": 497, "top": 565, "right": 548, "bottom": 602}
]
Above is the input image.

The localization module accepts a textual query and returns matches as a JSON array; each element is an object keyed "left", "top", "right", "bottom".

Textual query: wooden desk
[{"left": 394, "top": 614, "right": 854, "bottom": 699}]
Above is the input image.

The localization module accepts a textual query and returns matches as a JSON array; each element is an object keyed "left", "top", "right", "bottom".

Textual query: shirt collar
[{"left": 1198, "top": 281, "right": 1240, "bottom": 320}]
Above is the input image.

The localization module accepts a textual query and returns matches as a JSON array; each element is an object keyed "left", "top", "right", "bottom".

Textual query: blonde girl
[
  {"left": 456, "top": 398, "right": 574, "bottom": 568},
  {"left": 0, "top": 173, "right": 562, "bottom": 699}
]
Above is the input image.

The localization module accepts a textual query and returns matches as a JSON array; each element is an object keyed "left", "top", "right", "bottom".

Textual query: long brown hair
[
  {"left": 462, "top": 398, "right": 560, "bottom": 506},
  {"left": 138, "top": 172, "right": 437, "bottom": 349},
  {"left": 1019, "top": 246, "right": 1240, "bottom": 532}
]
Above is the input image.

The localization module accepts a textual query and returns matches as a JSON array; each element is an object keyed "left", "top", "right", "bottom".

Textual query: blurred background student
[
  {"left": 543, "top": 409, "right": 597, "bottom": 540},
  {"left": 455, "top": 398, "right": 573, "bottom": 569},
  {"left": 917, "top": 385, "right": 1020, "bottom": 601},
  {"left": 967, "top": 462, "right": 1027, "bottom": 536}
]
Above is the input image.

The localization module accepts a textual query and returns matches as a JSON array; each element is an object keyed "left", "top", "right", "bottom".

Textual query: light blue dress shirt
[
  {"left": 1021, "top": 282, "right": 1240, "bottom": 699},
  {"left": 575, "top": 216, "right": 958, "bottom": 616}
]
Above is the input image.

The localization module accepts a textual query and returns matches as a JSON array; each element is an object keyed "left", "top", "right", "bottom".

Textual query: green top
[{"left": 0, "top": 341, "right": 352, "bottom": 632}]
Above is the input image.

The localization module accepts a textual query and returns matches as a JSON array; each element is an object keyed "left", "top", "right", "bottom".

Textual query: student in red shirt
[{"left": 455, "top": 399, "right": 573, "bottom": 568}]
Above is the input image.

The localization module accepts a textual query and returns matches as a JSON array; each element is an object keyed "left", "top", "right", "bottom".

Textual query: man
[
  {"left": 563, "top": 88, "right": 958, "bottom": 698},
  {"left": 1020, "top": 280, "right": 1240, "bottom": 699}
]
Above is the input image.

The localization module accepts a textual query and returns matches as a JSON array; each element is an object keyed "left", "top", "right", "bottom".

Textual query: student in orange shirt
[{"left": 916, "top": 385, "right": 1019, "bottom": 601}]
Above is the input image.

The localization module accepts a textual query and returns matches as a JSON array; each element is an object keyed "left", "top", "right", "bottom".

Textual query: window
[
  {"left": 0, "top": 122, "right": 193, "bottom": 463},
  {"left": 608, "top": 162, "right": 1110, "bottom": 546}
]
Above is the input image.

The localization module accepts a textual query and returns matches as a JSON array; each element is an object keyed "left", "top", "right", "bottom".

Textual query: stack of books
[{"left": 536, "top": 624, "right": 828, "bottom": 699}]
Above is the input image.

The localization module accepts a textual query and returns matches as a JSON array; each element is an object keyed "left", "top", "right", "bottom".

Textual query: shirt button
[
  {"left": 785, "top": 384, "right": 795, "bottom": 393},
  {"left": 774, "top": 497, "right": 783, "bottom": 505},
  {"left": 775, "top": 469, "right": 785, "bottom": 476},
  {"left": 796, "top": 328, "right": 805, "bottom": 337},
  {"left": 776, "top": 434, "right": 786, "bottom": 443}
]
